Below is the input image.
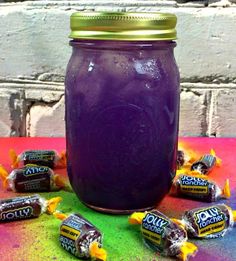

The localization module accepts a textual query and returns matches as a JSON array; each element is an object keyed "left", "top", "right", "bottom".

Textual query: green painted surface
[{"left": 24, "top": 191, "right": 162, "bottom": 261}]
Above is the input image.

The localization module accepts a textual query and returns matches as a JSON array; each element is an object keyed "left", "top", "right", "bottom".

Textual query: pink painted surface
[{"left": 0, "top": 137, "right": 235, "bottom": 261}]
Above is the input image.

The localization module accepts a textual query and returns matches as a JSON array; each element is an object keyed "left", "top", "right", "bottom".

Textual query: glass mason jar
[{"left": 65, "top": 12, "right": 180, "bottom": 214}]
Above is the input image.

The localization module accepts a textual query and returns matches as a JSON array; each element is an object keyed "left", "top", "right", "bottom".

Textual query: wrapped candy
[
  {"left": 171, "top": 174, "right": 230, "bottom": 202},
  {"left": 0, "top": 164, "right": 66, "bottom": 192},
  {"left": 54, "top": 212, "right": 107, "bottom": 260},
  {"left": 177, "top": 150, "right": 185, "bottom": 169},
  {"left": 173, "top": 204, "right": 236, "bottom": 239},
  {"left": 190, "top": 149, "right": 221, "bottom": 175},
  {"left": 9, "top": 149, "right": 66, "bottom": 169},
  {"left": 129, "top": 210, "right": 198, "bottom": 261},
  {"left": 0, "top": 194, "right": 62, "bottom": 222},
  {"left": 176, "top": 148, "right": 197, "bottom": 169}
]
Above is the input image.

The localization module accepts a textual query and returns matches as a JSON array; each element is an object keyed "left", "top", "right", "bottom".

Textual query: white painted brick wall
[
  {"left": 0, "top": 88, "right": 25, "bottom": 136},
  {"left": 0, "top": 0, "right": 236, "bottom": 137},
  {"left": 211, "top": 89, "right": 236, "bottom": 136},
  {"left": 179, "top": 89, "right": 210, "bottom": 136},
  {"left": 1, "top": 4, "right": 236, "bottom": 81},
  {"left": 26, "top": 96, "right": 65, "bottom": 136}
]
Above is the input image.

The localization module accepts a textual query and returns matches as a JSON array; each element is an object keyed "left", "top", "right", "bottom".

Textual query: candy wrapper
[
  {"left": 0, "top": 165, "right": 67, "bottom": 192},
  {"left": 173, "top": 204, "right": 236, "bottom": 239},
  {"left": 171, "top": 174, "right": 230, "bottom": 202},
  {"left": 190, "top": 149, "right": 221, "bottom": 175},
  {"left": 9, "top": 149, "right": 66, "bottom": 169},
  {"left": 54, "top": 212, "right": 107, "bottom": 260},
  {"left": 129, "top": 210, "right": 198, "bottom": 261},
  {"left": 177, "top": 150, "right": 185, "bottom": 169},
  {"left": 177, "top": 148, "right": 197, "bottom": 169},
  {"left": 0, "top": 194, "right": 62, "bottom": 222}
]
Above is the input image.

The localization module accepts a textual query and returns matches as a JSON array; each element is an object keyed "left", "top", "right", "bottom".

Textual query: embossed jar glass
[{"left": 65, "top": 12, "right": 180, "bottom": 214}]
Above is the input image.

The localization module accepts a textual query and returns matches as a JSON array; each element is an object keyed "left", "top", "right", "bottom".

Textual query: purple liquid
[{"left": 65, "top": 40, "right": 180, "bottom": 213}]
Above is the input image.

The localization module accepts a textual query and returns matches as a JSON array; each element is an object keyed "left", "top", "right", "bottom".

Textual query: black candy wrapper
[
  {"left": 176, "top": 204, "right": 236, "bottom": 239},
  {"left": 55, "top": 213, "right": 107, "bottom": 260},
  {"left": 171, "top": 174, "right": 230, "bottom": 202},
  {"left": 0, "top": 194, "right": 62, "bottom": 222},
  {"left": 9, "top": 149, "right": 66, "bottom": 169},
  {"left": 129, "top": 210, "right": 198, "bottom": 261}
]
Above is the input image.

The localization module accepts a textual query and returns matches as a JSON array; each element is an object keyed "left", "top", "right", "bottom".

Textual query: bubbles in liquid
[
  {"left": 134, "top": 59, "right": 161, "bottom": 80},
  {"left": 98, "top": 51, "right": 136, "bottom": 84}
]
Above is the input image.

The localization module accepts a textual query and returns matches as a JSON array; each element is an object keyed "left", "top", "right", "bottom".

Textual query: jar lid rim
[{"left": 70, "top": 12, "right": 177, "bottom": 41}]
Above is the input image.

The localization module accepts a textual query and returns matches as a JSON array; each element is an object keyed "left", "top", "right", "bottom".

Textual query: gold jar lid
[{"left": 70, "top": 12, "right": 177, "bottom": 41}]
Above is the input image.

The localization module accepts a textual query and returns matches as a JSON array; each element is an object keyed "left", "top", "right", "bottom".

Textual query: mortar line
[{"left": 207, "top": 90, "right": 215, "bottom": 137}]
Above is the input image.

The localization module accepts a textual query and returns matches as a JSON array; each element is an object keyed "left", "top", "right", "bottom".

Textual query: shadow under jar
[{"left": 65, "top": 12, "right": 180, "bottom": 214}]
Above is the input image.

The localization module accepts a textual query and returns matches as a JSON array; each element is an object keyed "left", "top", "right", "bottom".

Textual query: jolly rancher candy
[
  {"left": 54, "top": 212, "right": 107, "bottom": 260},
  {"left": 177, "top": 150, "right": 185, "bottom": 169},
  {"left": 0, "top": 164, "right": 66, "bottom": 192},
  {"left": 129, "top": 210, "right": 198, "bottom": 261},
  {"left": 173, "top": 204, "right": 236, "bottom": 239},
  {"left": 190, "top": 149, "right": 221, "bottom": 175},
  {"left": 176, "top": 144, "right": 198, "bottom": 170},
  {"left": 9, "top": 149, "right": 66, "bottom": 169},
  {"left": 171, "top": 174, "right": 230, "bottom": 202},
  {"left": 177, "top": 150, "right": 197, "bottom": 169},
  {"left": 0, "top": 194, "right": 62, "bottom": 222}
]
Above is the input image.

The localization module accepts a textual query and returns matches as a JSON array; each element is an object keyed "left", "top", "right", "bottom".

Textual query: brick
[
  {"left": 0, "top": 0, "right": 236, "bottom": 137},
  {"left": 0, "top": 89, "right": 25, "bottom": 136},
  {"left": 27, "top": 95, "right": 65, "bottom": 136},
  {"left": 0, "top": 81, "right": 64, "bottom": 103},
  {"left": 0, "top": 6, "right": 71, "bottom": 79},
  {"left": 208, "top": 0, "right": 232, "bottom": 7},
  {"left": 210, "top": 89, "right": 236, "bottom": 137},
  {"left": 25, "top": 89, "right": 63, "bottom": 103},
  {"left": 24, "top": 85, "right": 64, "bottom": 103},
  {"left": 179, "top": 89, "right": 210, "bottom": 136},
  {"left": 27, "top": 88, "right": 211, "bottom": 137},
  {"left": 174, "top": 7, "right": 236, "bottom": 81},
  {"left": 0, "top": 4, "right": 236, "bottom": 82}
]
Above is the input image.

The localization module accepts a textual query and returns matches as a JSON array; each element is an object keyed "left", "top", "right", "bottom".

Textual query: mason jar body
[{"left": 65, "top": 40, "right": 180, "bottom": 213}]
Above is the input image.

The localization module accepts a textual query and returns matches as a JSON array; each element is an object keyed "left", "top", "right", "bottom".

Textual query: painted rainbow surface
[{"left": 0, "top": 138, "right": 235, "bottom": 261}]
